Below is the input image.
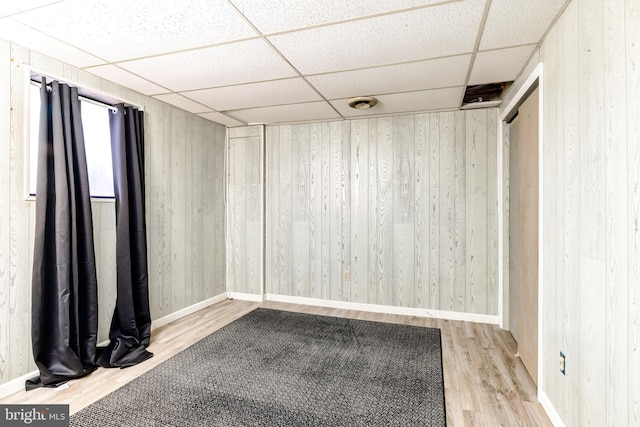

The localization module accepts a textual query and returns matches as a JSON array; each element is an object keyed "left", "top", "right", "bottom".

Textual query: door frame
[{"left": 497, "top": 63, "right": 544, "bottom": 391}]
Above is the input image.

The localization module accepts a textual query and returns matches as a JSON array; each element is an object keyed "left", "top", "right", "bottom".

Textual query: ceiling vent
[
  {"left": 461, "top": 82, "right": 512, "bottom": 109},
  {"left": 348, "top": 96, "right": 378, "bottom": 110}
]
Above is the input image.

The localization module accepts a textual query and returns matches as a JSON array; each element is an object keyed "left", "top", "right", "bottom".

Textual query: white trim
[
  {"left": 498, "top": 63, "right": 545, "bottom": 330},
  {"left": 150, "top": 293, "right": 228, "bottom": 330},
  {"left": 265, "top": 294, "right": 499, "bottom": 324},
  {"left": 537, "top": 66, "right": 545, "bottom": 399},
  {"left": 497, "top": 114, "right": 504, "bottom": 329},
  {"left": 539, "top": 390, "right": 566, "bottom": 427},
  {"left": 498, "top": 62, "right": 553, "bottom": 420},
  {"left": 499, "top": 63, "right": 544, "bottom": 122},
  {"left": 228, "top": 292, "right": 264, "bottom": 302}
]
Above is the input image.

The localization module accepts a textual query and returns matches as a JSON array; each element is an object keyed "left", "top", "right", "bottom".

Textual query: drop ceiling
[{"left": 0, "top": 0, "right": 569, "bottom": 127}]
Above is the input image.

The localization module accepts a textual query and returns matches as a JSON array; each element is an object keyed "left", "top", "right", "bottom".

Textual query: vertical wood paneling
[
  {"left": 214, "top": 124, "right": 226, "bottom": 296},
  {"left": 227, "top": 126, "right": 262, "bottom": 296},
  {"left": 414, "top": 114, "right": 430, "bottom": 309},
  {"left": 429, "top": 114, "right": 441, "bottom": 309},
  {"left": 393, "top": 116, "right": 415, "bottom": 307},
  {"left": 351, "top": 119, "right": 369, "bottom": 303},
  {"left": 146, "top": 99, "right": 164, "bottom": 319},
  {"left": 9, "top": 45, "right": 30, "bottom": 379},
  {"left": 229, "top": 134, "right": 246, "bottom": 293},
  {"left": 246, "top": 135, "right": 262, "bottom": 295},
  {"left": 541, "top": 24, "right": 558, "bottom": 406},
  {"left": 466, "top": 109, "right": 488, "bottom": 314},
  {"left": 190, "top": 118, "right": 203, "bottom": 303},
  {"left": 341, "top": 121, "right": 351, "bottom": 302},
  {"left": 160, "top": 103, "right": 173, "bottom": 316},
  {"left": 578, "top": 1, "right": 606, "bottom": 424},
  {"left": 170, "top": 108, "right": 186, "bottom": 311},
  {"left": 309, "top": 123, "right": 323, "bottom": 299},
  {"left": 561, "top": 3, "right": 581, "bottom": 424},
  {"left": 263, "top": 111, "right": 498, "bottom": 314},
  {"left": 0, "top": 39, "right": 11, "bottom": 384},
  {"left": 627, "top": 0, "right": 640, "bottom": 424},
  {"left": 329, "top": 122, "right": 344, "bottom": 301},
  {"left": 201, "top": 121, "right": 215, "bottom": 300},
  {"left": 292, "top": 125, "right": 310, "bottom": 297},
  {"left": 184, "top": 114, "right": 194, "bottom": 305},
  {"left": 439, "top": 112, "right": 455, "bottom": 311},
  {"left": 320, "top": 123, "right": 331, "bottom": 300},
  {"left": 453, "top": 111, "right": 466, "bottom": 313},
  {"left": 377, "top": 118, "right": 394, "bottom": 306},
  {"left": 486, "top": 108, "right": 498, "bottom": 316},
  {"left": 266, "top": 126, "right": 278, "bottom": 294},
  {"left": 552, "top": 14, "right": 566, "bottom": 417},
  {"left": 279, "top": 126, "right": 293, "bottom": 296},
  {"left": 367, "top": 119, "right": 379, "bottom": 305}
]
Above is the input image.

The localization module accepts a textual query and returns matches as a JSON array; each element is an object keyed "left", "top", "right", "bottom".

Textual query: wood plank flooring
[{"left": 0, "top": 299, "right": 551, "bottom": 426}]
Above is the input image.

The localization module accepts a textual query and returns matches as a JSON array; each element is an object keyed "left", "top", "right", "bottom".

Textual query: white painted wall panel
[
  {"left": 262, "top": 109, "right": 499, "bottom": 314},
  {"left": 501, "top": 0, "right": 639, "bottom": 424}
]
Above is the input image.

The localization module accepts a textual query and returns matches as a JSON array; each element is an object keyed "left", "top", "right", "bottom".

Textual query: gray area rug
[{"left": 71, "top": 308, "right": 446, "bottom": 426}]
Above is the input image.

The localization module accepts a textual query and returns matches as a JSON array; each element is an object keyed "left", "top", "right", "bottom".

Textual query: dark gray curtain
[
  {"left": 27, "top": 80, "right": 98, "bottom": 389},
  {"left": 97, "top": 104, "right": 153, "bottom": 368}
]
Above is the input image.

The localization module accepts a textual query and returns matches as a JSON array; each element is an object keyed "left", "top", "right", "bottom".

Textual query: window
[{"left": 29, "top": 82, "right": 115, "bottom": 198}]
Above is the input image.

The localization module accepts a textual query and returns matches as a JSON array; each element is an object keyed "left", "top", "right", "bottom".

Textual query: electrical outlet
[{"left": 559, "top": 352, "right": 566, "bottom": 375}]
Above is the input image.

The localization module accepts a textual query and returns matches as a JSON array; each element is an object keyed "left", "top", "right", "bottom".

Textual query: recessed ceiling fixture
[{"left": 348, "top": 96, "right": 378, "bottom": 110}]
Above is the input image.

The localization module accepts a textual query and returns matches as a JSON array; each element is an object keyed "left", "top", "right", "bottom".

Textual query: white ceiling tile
[
  {"left": 12, "top": 0, "right": 258, "bottom": 62},
  {"left": 331, "top": 87, "right": 463, "bottom": 117},
  {"left": 479, "top": 0, "right": 567, "bottom": 50},
  {"left": 153, "top": 93, "right": 212, "bottom": 114},
  {"left": 198, "top": 112, "right": 246, "bottom": 127},
  {"left": 0, "top": 0, "right": 60, "bottom": 18},
  {"left": 0, "top": 18, "right": 106, "bottom": 67},
  {"left": 268, "top": 0, "right": 485, "bottom": 75},
  {"left": 118, "top": 39, "right": 298, "bottom": 92},
  {"left": 230, "top": 0, "right": 446, "bottom": 34},
  {"left": 308, "top": 55, "right": 471, "bottom": 100},
  {"left": 468, "top": 45, "right": 536, "bottom": 85},
  {"left": 229, "top": 102, "right": 341, "bottom": 124},
  {"left": 182, "top": 78, "right": 322, "bottom": 111},
  {"left": 85, "top": 64, "right": 168, "bottom": 95}
]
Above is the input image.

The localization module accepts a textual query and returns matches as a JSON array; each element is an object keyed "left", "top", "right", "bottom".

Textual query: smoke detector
[{"left": 347, "top": 96, "right": 378, "bottom": 110}]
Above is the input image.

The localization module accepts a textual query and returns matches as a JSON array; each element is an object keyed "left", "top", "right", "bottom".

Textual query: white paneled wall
[
  {"left": 0, "top": 40, "right": 226, "bottom": 387},
  {"left": 228, "top": 110, "right": 499, "bottom": 314},
  {"left": 503, "top": 0, "right": 639, "bottom": 425},
  {"left": 227, "top": 126, "right": 263, "bottom": 295}
]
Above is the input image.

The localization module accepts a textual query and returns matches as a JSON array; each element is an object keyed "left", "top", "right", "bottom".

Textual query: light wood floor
[{"left": 0, "top": 299, "right": 552, "bottom": 426}]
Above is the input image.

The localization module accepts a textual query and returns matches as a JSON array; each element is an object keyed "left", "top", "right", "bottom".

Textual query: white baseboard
[
  {"left": 151, "top": 293, "right": 229, "bottom": 330},
  {"left": 228, "top": 292, "right": 264, "bottom": 302},
  {"left": 0, "top": 370, "right": 39, "bottom": 400},
  {"left": 0, "top": 292, "right": 229, "bottom": 400},
  {"left": 539, "top": 389, "right": 565, "bottom": 427},
  {"left": 1, "top": 292, "right": 498, "bottom": 400},
  {"left": 264, "top": 294, "right": 499, "bottom": 324}
]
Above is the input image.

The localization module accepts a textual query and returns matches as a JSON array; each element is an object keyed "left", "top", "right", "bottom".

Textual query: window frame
[{"left": 25, "top": 69, "right": 144, "bottom": 203}]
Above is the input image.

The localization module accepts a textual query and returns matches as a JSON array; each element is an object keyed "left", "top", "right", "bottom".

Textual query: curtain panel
[
  {"left": 28, "top": 80, "right": 99, "bottom": 389},
  {"left": 97, "top": 104, "right": 153, "bottom": 368}
]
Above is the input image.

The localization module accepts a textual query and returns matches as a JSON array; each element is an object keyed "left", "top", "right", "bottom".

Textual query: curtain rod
[
  {"left": 78, "top": 95, "right": 119, "bottom": 114},
  {"left": 32, "top": 79, "right": 120, "bottom": 114}
]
